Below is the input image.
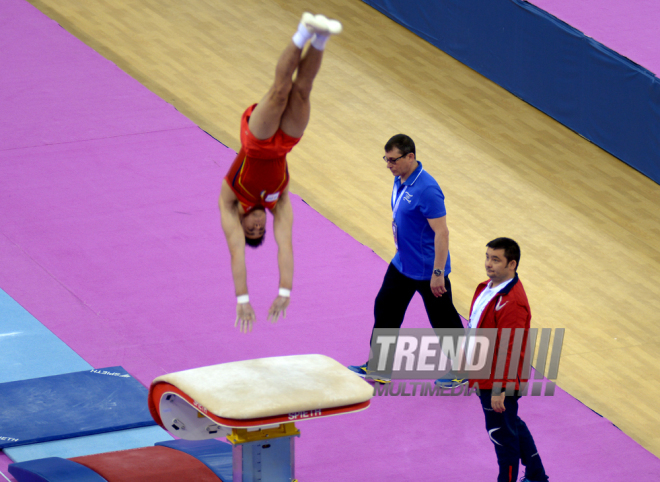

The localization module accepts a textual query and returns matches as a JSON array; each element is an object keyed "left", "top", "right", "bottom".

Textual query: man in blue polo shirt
[{"left": 349, "top": 134, "right": 464, "bottom": 385}]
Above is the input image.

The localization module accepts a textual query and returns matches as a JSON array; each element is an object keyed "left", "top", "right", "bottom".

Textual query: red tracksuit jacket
[{"left": 468, "top": 274, "right": 531, "bottom": 391}]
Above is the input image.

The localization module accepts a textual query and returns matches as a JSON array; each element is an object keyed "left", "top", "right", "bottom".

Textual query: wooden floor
[{"left": 28, "top": 0, "right": 660, "bottom": 456}]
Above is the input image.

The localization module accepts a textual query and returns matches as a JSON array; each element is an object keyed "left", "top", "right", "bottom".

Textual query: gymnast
[{"left": 219, "top": 13, "right": 342, "bottom": 332}]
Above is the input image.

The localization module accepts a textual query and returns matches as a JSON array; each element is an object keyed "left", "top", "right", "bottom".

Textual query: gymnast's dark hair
[
  {"left": 486, "top": 237, "right": 521, "bottom": 271},
  {"left": 385, "top": 134, "right": 416, "bottom": 157},
  {"left": 245, "top": 233, "right": 265, "bottom": 248}
]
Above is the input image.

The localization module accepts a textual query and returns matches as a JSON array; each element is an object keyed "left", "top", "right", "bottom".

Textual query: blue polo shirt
[{"left": 391, "top": 161, "right": 451, "bottom": 280}]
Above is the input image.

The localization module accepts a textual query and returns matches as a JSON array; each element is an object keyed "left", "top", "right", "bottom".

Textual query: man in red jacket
[{"left": 468, "top": 238, "right": 548, "bottom": 482}]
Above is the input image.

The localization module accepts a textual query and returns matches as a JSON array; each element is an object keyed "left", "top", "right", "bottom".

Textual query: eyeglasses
[{"left": 383, "top": 154, "right": 406, "bottom": 164}]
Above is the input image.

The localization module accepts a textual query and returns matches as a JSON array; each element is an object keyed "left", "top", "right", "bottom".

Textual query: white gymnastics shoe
[
  {"left": 303, "top": 13, "right": 342, "bottom": 35},
  {"left": 301, "top": 12, "right": 316, "bottom": 33}
]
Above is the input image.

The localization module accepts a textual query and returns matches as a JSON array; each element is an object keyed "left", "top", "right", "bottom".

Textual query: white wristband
[
  {"left": 237, "top": 294, "right": 249, "bottom": 304},
  {"left": 278, "top": 288, "right": 291, "bottom": 298}
]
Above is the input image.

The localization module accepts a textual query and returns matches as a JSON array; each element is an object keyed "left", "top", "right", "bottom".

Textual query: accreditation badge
[{"left": 392, "top": 220, "right": 398, "bottom": 250}]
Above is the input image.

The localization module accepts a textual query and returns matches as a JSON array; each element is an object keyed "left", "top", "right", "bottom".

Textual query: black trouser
[
  {"left": 478, "top": 389, "right": 548, "bottom": 482},
  {"left": 372, "top": 263, "right": 463, "bottom": 333}
]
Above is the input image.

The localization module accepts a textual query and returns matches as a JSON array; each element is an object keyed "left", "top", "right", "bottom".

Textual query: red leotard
[{"left": 224, "top": 104, "right": 301, "bottom": 214}]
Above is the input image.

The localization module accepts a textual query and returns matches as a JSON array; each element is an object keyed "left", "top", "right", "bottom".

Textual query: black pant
[
  {"left": 372, "top": 263, "right": 463, "bottom": 333},
  {"left": 478, "top": 389, "right": 548, "bottom": 482}
]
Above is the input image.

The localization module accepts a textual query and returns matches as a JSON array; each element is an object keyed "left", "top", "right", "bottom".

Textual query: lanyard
[
  {"left": 391, "top": 185, "right": 408, "bottom": 220},
  {"left": 391, "top": 167, "right": 424, "bottom": 220}
]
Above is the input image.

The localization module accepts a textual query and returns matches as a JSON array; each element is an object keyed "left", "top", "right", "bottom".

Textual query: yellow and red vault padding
[{"left": 149, "top": 381, "right": 371, "bottom": 429}]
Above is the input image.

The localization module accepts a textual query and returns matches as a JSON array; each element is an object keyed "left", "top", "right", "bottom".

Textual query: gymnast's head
[{"left": 242, "top": 208, "right": 266, "bottom": 248}]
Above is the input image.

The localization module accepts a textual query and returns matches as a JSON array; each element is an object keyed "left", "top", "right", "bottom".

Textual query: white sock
[
  {"left": 311, "top": 33, "right": 330, "bottom": 51},
  {"left": 292, "top": 21, "right": 313, "bottom": 49}
]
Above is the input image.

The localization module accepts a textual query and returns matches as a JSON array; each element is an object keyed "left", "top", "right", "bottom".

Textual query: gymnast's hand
[
  {"left": 235, "top": 302, "right": 256, "bottom": 333},
  {"left": 268, "top": 296, "right": 289, "bottom": 324}
]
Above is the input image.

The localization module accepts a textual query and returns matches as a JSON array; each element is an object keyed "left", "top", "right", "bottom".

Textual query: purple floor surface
[
  {"left": 1, "top": 0, "right": 659, "bottom": 480},
  {"left": 0, "top": 0, "right": 192, "bottom": 152},
  {"left": 530, "top": 0, "right": 660, "bottom": 75},
  {"left": 0, "top": 453, "right": 15, "bottom": 482}
]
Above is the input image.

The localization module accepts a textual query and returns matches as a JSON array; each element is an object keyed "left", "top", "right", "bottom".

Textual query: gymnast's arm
[
  {"left": 219, "top": 180, "right": 256, "bottom": 331},
  {"left": 268, "top": 188, "right": 293, "bottom": 322},
  {"left": 219, "top": 180, "right": 249, "bottom": 296}
]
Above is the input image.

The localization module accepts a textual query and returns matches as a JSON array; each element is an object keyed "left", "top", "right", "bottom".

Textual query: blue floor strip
[
  {"left": 0, "top": 288, "right": 92, "bottom": 384},
  {"left": 5, "top": 426, "right": 172, "bottom": 463}
]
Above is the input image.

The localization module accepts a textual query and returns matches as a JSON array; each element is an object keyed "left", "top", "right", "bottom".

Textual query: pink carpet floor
[{"left": 1, "top": 0, "right": 659, "bottom": 480}]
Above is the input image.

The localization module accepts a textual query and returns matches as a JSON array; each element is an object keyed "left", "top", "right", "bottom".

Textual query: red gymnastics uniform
[{"left": 225, "top": 104, "right": 301, "bottom": 214}]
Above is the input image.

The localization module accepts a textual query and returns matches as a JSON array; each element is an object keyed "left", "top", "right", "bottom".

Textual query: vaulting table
[{"left": 149, "top": 354, "right": 374, "bottom": 481}]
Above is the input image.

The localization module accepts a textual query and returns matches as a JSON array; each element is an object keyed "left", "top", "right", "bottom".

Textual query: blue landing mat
[
  {"left": 0, "top": 367, "right": 156, "bottom": 449},
  {"left": 0, "top": 288, "right": 92, "bottom": 384},
  {"left": 156, "top": 439, "right": 233, "bottom": 482}
]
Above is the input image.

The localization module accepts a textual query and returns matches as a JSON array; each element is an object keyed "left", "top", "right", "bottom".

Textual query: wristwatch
[{"left": 433, "top": 268, "right": 444, "bottom": 277}]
